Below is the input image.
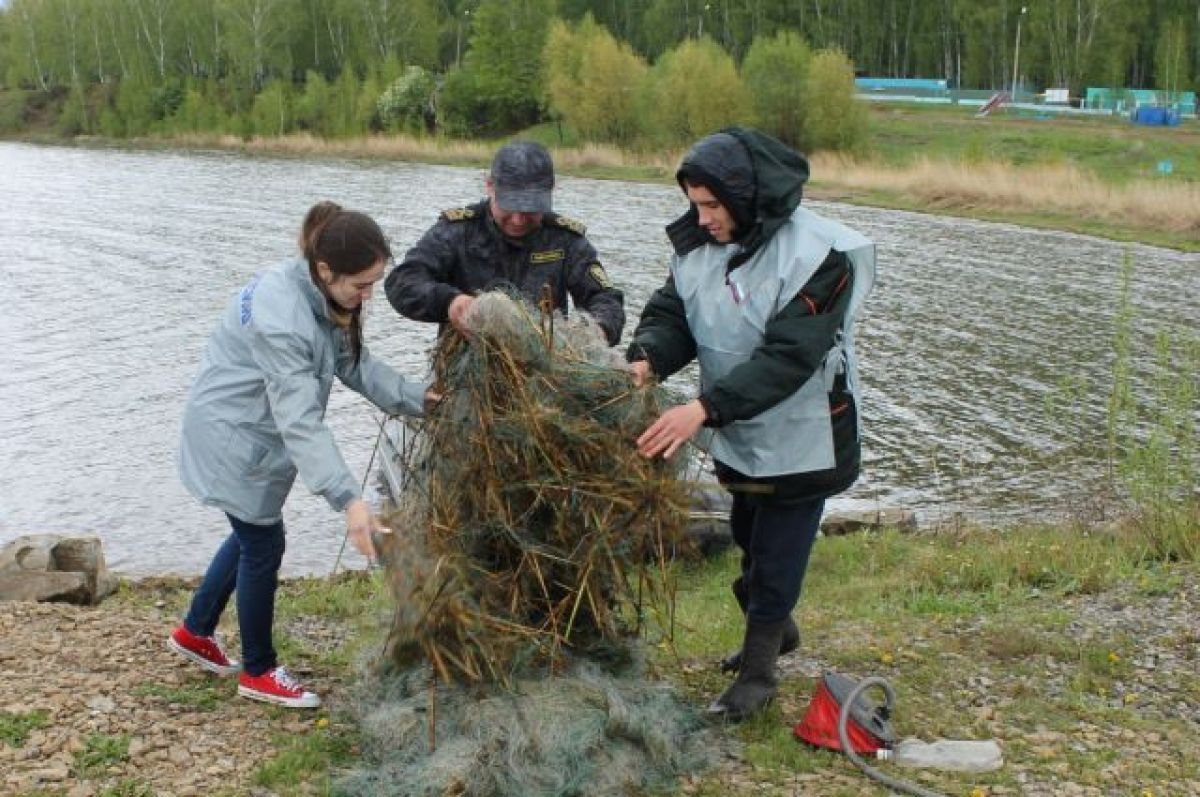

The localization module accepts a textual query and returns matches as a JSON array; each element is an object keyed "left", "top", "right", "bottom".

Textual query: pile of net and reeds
[{"left": 338, "top": 291, "right": 715, "bottom": 797}]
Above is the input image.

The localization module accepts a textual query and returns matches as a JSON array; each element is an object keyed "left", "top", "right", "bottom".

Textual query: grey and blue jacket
[
  {"left": 384, "top": 200, "right": 625, "bottom": 345},
  {"left": 179, "top": 257, "right": 429, "bottom": 524},
  {"left": 628, "top": 129, "right": 876, "bottom": 502}
]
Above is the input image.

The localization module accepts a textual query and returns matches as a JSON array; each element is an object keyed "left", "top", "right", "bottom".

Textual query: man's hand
[
  {"left": 637, "top": 400, "right": 706, "bottom": 460},
  {"left": 424, "top": 387, "right": 443, "bottom": 412},
  {"left": 345, "top": 498, "right": 376, "bottom": 563},
  {"left": 448, "top": 294, "right": 476, "bottom": 336},
  {"left": 629, "top": 360, "right": 653, "bottom": 388}
]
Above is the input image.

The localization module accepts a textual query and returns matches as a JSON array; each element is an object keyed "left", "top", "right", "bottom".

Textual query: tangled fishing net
[
  {"left": 337, "top": 659, "right": 714, "bottom": 797},
  {"left": 375, "top": 290, "right": 692, "bottom": 683},
  {"left": 339, "top": 292, "right": 712, "bottom": 796}
]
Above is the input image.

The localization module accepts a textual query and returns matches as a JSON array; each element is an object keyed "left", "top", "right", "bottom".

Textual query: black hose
[{"left": 836, "top": 676, "right": 948, "bottom": 797}]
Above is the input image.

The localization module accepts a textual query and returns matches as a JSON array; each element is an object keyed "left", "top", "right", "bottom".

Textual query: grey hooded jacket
[{"left": 179, "top": 257, "right": 429, "bottom": 524}]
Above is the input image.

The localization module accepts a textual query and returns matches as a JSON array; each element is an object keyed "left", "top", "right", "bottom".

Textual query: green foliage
[
  {"left": 295, "top": 70, "right": 332, "bottom": 135},
  {"left": 0, "top": 88, "right": 31, "bottom": 133},
  {"left": 132, "top": 681, "right": 224, "bottom": 711},
  {"left": 742, "top": 30, "right": 810, "bottom": 147},
  {"left": 248, "top": 80, "right": 293, "bottom": 137},
  {"left": 255, "top": 726, "right": 353, "bottom": 791},
  {"left": 2, "top": 0, "right": 1197, "bottom": 151},
  {"left": 167, "top": 81, "right": 229, "bottom": 134},
  {"left": 1107, "top": 253, "right": 1199, "bottom": 562},
  {"left": 442, "top": 0, "right": 555, "bottom": 135},
  {"left": 334, "top": 67, "right": 368, "bottom": 137},
  {"left": 803, "top": 49, "right": 866, "bottom": 153},
  {"left": 2, "top": 0, "right": 1199, "bottom": 146},
  {"left": 1155, "top": 17, "right": 1190, "bottom": 94},
  {"left": 0, "top": 709, "right": 49, "bottom": 747},
  {"left": 543, "top": 14, "right": 647, "bottom": 144},
  {"left": 376, "top": 65, "right": 436, "bottom": 133},
  {"left": 73, "top": 733, "right": 130, "bottom": 779},
  {"left": 437, "top": 66, "right": 486, "bottom": 137},
  {"left": 150, "top": 82, "right": 185, "bottom": 122},
  {"left": 111, "top": 79, "right": 157, "bottom": 137},
  {"left": 55, "top": 83, "right": 88, "bottom": 136},
  {"left": 640, "top": 37, "right": 752, "bottom": 146},
  {"left": 98, "top": 779, "right": 156, "bottom": 797}
]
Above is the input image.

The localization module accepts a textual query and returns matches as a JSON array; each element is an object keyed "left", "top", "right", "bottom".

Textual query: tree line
[{"left": 0, "top": 0, "right": 1196, "bottom": 149}]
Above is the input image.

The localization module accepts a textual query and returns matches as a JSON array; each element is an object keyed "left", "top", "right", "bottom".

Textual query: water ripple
[{"left": 1, "top": 142, "right": 1196, "bottom": 574}]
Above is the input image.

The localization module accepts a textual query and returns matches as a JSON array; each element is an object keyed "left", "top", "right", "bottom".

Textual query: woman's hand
[
  {"left": 345, "top": 499, "right": 376, "bottom": 563},
  {"left": 636, "top": 400, "right": 705, "bottom": 460}
]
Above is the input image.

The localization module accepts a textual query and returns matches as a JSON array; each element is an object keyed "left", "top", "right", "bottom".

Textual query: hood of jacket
[{"left": 666, "top": 127, "right": 810, "bottom": 272}]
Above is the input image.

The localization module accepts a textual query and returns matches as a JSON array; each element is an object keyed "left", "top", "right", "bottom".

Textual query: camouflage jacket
[{"left": 384, "top": 200, "right": 625, "bottom": 345}]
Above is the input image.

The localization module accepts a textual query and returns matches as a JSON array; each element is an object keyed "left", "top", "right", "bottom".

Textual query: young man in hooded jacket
[{"left": 628, "top": 128, "right": 876, "bottom": 721}]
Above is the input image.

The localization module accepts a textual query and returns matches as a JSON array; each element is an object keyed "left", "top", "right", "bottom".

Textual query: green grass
[
  {"left": 644, "top": 517, "right": 1199, "bottom": 795},
  {"left": 865, "top": 102, "right": 1200, "bottom": 184},
  {"left": 133, "top": 680, "right": 225, "bottom": 711},
  {"left": 98, "top": 781, "right": 156, "bottom": 797},
  {"left": 48, "top": 518, "right": 1193, "bottom": 795},
  {"left": 272, "top": 571, "right": 394, "bottom": 671},
  {"left": 254, "top": 722, "right": 358, "bottom": 792},
  {"left": 0, "top": 709, "right": 50, "bottom": 747},
  {"left": 73, "top": 733, "right": 130, "bottom": 779}
]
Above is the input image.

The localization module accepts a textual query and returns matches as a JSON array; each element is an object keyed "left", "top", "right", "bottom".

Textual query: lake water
[{"left": 1, "top": 141, "right": 1196, "bottom": 575}]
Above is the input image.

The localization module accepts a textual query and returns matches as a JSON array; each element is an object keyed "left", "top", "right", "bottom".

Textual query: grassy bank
[
  {"left": 4, "top": 98, "right": 1198, "bottom": 250},
  {"left": 41, "top": 516, "right": 1182, "bottom": 797}
]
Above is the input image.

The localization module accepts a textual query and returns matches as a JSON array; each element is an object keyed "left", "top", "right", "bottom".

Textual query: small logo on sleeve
[
  {"left": 588, "top": 263, "right": 614, "bottom": 289},
  {"left": 239, "top": 275, "right": 262, "bottom": 326}
]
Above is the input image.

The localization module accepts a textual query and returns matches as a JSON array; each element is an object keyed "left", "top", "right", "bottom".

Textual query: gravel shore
[{"left": 2, "top": 571, "right": 1197, "bottom": 796}]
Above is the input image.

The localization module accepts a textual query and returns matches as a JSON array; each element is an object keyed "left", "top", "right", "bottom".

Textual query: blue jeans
[
  {"left": 729, "top": 494, "right": 824, "bottom": 625},
  {"left": 183, "top": 513, "right": 285, "bottom": 677}
]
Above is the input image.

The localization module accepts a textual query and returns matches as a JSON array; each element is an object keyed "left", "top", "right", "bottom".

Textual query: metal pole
[{"left": 1011, "top": 6, "right": 1026, "bottom": 102}]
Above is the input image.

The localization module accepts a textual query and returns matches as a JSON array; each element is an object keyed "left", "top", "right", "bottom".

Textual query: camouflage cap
[{"left": 489, "top": 140, "right": 554, "bottom": 214}]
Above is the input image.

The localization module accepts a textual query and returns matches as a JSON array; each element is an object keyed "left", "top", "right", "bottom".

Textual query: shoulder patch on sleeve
[
  {"left": 440, "top": 206, "right": 476, "bottom": 222},
  {"left": 548, "top": 214, "right": 587, "bottom": 236},
  {"left": 588, "top": 263, "right": 613, "bottom": 290}
]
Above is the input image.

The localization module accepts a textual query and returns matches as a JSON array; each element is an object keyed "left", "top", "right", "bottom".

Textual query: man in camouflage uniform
[{"left": 385, "top": 141, "right": 625, "bottom": 345}]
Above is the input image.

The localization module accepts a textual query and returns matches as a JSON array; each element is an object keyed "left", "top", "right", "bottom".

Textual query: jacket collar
[{"left": 284, "top": 256, "right": 339, "bottom": 324}]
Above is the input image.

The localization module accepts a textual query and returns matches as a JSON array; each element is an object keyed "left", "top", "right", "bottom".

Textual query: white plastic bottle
[{"left": 876, "top": 737, "right": 1003, "bottom": 773}]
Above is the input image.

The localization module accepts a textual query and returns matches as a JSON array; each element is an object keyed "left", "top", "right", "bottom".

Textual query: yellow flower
[
  {"left": 1108, "top": 652, "right": 1121, "bottom": 664},
  {"left": 880, "top": 651, "right": 894, "bottom": 665},
  {"left": 316, "top": 717, "right": 330, "bottom": 729},
  {"left": 1124, "top": 693, "right": 1138, "bottom": 705},
  {"left": 970, "top": 788, "right": 987, "bottom": 797}
]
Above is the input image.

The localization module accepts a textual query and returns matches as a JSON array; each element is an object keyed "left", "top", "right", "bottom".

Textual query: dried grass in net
[{"left": 376, "top": 290, "right": 690, "bottom": 685}]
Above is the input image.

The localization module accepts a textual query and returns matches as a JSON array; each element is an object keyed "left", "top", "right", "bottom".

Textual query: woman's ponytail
[{"left": 300, "top": 201, "right": 343, "bottom": 263}]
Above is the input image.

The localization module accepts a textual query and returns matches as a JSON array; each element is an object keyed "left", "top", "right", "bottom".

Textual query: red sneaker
[
  {"left": 238, "top": 666, "right": 321, "bottom": 709},
  {"left": 167, "top": 625, "right": 240, "bottom": 676}
]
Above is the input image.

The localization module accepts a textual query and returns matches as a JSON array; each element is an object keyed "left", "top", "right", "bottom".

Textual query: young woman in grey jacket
[{"left": 168, "top": 202, "right": 432, "bottom": 708}]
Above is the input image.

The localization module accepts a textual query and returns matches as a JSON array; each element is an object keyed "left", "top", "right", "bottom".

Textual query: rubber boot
[
  {"left": 708, "top": 618, "right": 787, "bottom": 721},
  {"left": 718, "top": 577, "right": 800, "bottom": 673}
]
